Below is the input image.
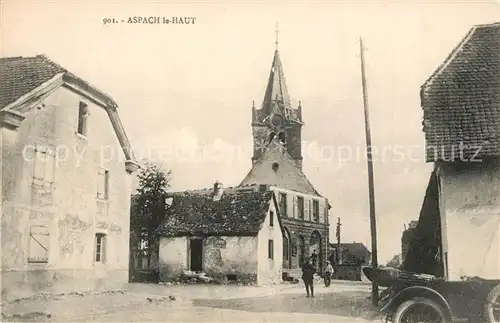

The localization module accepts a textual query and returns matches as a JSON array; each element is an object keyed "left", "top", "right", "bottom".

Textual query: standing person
[
  {"left": 324, "top": 261, "right": 334, "bottom": 287},
  {"left": 301, "top": 257, "right": 316, "bottom": 297}
]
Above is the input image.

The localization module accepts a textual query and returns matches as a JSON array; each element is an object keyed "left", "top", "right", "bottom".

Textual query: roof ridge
[
  {"left": 37, "top": 54, "right": 68, "bottom": 72},
  {"left": 473, "top": 21, "right": 500, "bottom": 28},
  {"left": 169, "top": 184, "right": 264, "bottom": 195}
]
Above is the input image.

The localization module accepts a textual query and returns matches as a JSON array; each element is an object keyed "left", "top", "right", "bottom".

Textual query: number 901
[{"left": 103, "top": 18, "right": 116, "bottom": 25}]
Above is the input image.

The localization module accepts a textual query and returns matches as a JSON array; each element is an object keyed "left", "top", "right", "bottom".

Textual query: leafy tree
[{"left": 131, "top": 160, "right": 172, "bottom": 267}]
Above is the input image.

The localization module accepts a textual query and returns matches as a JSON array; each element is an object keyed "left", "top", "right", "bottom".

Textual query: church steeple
[
  {"left": 251, "top": 41, "right": 304, "bottom": 169},
  {"left": 262, "top": 50, "right": 292, "bottom": 114}
]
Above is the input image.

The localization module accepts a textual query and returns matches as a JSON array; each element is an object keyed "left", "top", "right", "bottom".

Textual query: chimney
[{"left": 213, "top": 181, "right": 223, "bottom": 201}]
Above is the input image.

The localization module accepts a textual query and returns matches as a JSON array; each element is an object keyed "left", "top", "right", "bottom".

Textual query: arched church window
[
  {"left": 272, "top": 162, "right": 279, "bottom": 172},
  {"left": 269, "top": 132, "right": 276, "bottom": 143},
  {"left": 278, "top": 132, "right": 286, "bottom": 144}
]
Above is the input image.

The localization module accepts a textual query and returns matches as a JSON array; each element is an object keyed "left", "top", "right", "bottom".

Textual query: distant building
[
  {"left": 328, "top": 242, "right": 371, "bottom": 266},
  {"left": 404, "top": 22, "right": 500, "bottom": 279},
  {"left": 328, "top": 242, "right": 371, "bottom": 281},
  {"left": 0, "top": 55, "right": 138, "bottom": 299},
  {"left": 156, "top": 184, "right": 284, "bottom": 285}
]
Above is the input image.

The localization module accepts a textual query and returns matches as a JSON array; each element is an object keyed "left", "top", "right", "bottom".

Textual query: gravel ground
[{"left": 1, "top": 282, "right": 381, "bottom": 322}]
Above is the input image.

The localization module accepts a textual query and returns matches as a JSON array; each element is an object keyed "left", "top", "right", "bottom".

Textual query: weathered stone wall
[
  {"left": 439, "top": 159, "right": 500, "bottom": 280},
  {"left": 204, "top": 236, "right": 258, "bottom": 284},
  {"left": 1, "top": 86, "right": 133, "bottom": 300},
  {"left": 257, "top": 201, "right": 283, "bottom": 285},
  {"left": 158, "top": 237, "right": 188, "bottom": 281},
  {"left": 157, "top": 236, "right": 259, "bottom": 284}
]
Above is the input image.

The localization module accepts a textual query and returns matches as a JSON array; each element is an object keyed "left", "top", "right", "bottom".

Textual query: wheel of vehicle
[
  {"left": 392, "top": 297, "right": 450, "bottom": 323},
  {"left": 485, "top": 283, "right": 500, "bottom": 323}
]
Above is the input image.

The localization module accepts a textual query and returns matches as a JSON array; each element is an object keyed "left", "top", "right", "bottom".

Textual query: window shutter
[
  {"left": 34, "top": 150, "right": 45, "bottom": 180},
  {"left": 102, "top": 235, "right": 107, "bottom": 263},
  {"left": 33, "top": 145, "right": 55, "bottom": 183},
  {"left": 97, "top": 169, "right": 109, "bottom": 200},
  {"left": 292, "top": 196, "right": 297, "bottom": 219},
  {"left": 44, "top": 149, "right": 55, "bottom": 182},
  {"left": 97, "top": 171, "right": 105, "bottom": 198},
  {"left": 28, "top": 225, "right": 50, "bottom": 263},
  {"left": 78, "top": 102, "right": 89, "bottom": 135}
]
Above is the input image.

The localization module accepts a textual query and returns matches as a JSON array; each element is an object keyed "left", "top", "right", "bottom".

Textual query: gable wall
[
  {"left": 1, "top": 86, "right": 133, "bottom": 300},
  {"left": 438, "top": 159, "right": 500, "bottom": 280},
  {"left": 241, "top": 143, "right": 317, "bottom": 195},
  {"left": 257, "top": 200, "right": 283, "bottom": 285}
]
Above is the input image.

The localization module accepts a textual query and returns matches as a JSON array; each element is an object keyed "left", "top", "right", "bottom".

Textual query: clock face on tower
[{"left": 271, "top": 114, "right": 284, "bottom": 127}]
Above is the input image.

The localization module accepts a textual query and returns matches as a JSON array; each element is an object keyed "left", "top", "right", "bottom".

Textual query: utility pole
[
  {"left": 359, "top": 37, "right": 379, "bottom": 306},
  {"left": 336, "top": 217, "right": 342, "bottom": 264}
]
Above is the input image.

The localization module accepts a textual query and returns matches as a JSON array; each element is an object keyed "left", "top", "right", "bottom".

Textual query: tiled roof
[
  {"left": 0, "top": 55, "right": 117, "bottom": 110},
  {"left": 0, "top": 55, "right": 65, "bottom": 109},
  {"left": 158, "top": 187, "right": 276, "bottom": 237},
  {"left": 421, "top": 22, "right": 500, "bottom": 162},
  {"left": 0, "top": 55, "right": 137, "bottom": 165}
]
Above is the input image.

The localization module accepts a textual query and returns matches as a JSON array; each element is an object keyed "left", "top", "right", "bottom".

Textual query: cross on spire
[{"left": 275, "top": 23, "right": 279, "bottom": 50}]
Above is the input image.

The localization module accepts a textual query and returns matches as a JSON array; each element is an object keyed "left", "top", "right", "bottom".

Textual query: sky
[{"left": 2, "top": 0, "right": 499, "bottom": 263}]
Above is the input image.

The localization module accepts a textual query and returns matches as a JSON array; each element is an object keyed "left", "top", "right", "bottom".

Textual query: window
[
  {"left": 279, "top": 193, "right": 287, "bottom": 217},
  {"left": 278, "top": 132, "right": 286, "bottom": 144},
  {"left": 97, "top": 169, "right": 109, "bottom": 200},
  {"left": 94, "top": 233, "right": 106, "bottom": 263},
  {"left": 297, "top": 196, "right": 304, "bottom": 220},
  {"left": 33, "top": 145, "right": 55, "bottom": 185},
  {"left": 313, "top": 200, "right": 320, "bottom": 222},
  {"left": 269, "top": 211, "right": 274, "bottom": 227},
  {"left": 268, "top": 239, "right": 274, "bottom": 260},
  {"left": 77, "top": 101, "right": 89, "bottom": 136},
  {"left": 268, "top": 132, "right": 276, "bottom": 143},
  {"left": 28, "top": 225, "right": 50, "bottom": 263}
]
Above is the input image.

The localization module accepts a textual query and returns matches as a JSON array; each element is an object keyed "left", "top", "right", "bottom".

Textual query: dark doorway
[{"left": 190, "top": 239, "right": 203, "bottom": 272}]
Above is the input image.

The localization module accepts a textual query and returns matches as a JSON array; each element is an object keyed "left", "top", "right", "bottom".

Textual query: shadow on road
[{"left": 193, "top": 290, "right": 380, "bottom": 321}]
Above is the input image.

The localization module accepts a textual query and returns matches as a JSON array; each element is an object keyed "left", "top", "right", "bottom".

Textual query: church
[{"left": 150, "top": 45, "right": 331, "bottom": 284}]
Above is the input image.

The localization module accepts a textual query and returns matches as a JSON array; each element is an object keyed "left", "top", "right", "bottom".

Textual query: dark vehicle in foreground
[{"left": 363, "top": 267, "right": 500, "bottom": 323}]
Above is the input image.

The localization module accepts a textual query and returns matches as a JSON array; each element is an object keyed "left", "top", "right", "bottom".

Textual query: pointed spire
[
  {"left": 261, "top": 48, "right": 291, "bottom": 115},
  {"left": 275, "top": 23, "right": 279, "bottom": 51}
]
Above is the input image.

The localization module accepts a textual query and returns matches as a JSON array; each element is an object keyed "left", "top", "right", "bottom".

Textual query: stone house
[
  {"left": 135, "top": 46, "right": 331, "bottom": 283},
  {"left": 327, "top": 242, "right": 371, "bottom": 281},
  {"left": 404, "top": 22, "right": 500, "bottom": 280},
  {"left": 328, "top": 242, "right": 371, "bottom": 266},
  {"left": 157, "top": 184, "right": 284, "bottom": 285},
  {"left": 240, "top": 48, "right": 330, "bottom": 278},
  {"left": 0, "top": 55, "right": 138, "bottom": 299}
]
